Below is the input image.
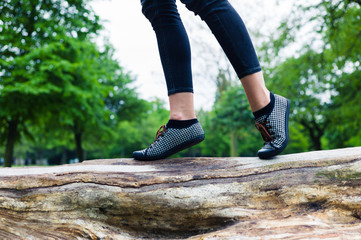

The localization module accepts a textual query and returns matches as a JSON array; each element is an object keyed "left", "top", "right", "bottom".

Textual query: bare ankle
[
  {"left": 251, "top": 90, "right": 271, "bottom": 112},
  {"left": 170, "top": 113, "right": 184, "bottom": 120},
  {"left": 168, "top": 92, "right": 196, "bottom": 120},
  {"left": 169, "top": 112, "right": 196, "bottom": 121}
]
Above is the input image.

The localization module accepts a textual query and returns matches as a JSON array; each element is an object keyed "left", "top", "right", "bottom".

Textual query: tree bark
[
  {"left": 4, "top": 120, "right": 18, "bottom": 167},
  {"left": 0, "top": 147, "right": 360, "bottom": 239}
]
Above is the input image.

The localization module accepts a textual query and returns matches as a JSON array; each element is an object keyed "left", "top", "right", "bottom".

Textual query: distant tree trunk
[
  {"left": 4, "top": 120, "right": 18, "bottom": 168},
  {"left": 300, "top": 119, "right": 324, "bottom": 151},
  {"left": 310, "top": 133, "right": 322, "bottom": 151},
  {"left": 215, "top": 68, "right": 232, "bottom": 100},
  {"left": 60, "top": 151, "right": 67, "bottom": 165},
  {"left": 73, "top": 121, "right": 85, "bottom": 162},
  {"left": 74, "top": 131, "right": 84, "bottom": 162},
  {"left": 230, "top": 130, "right": 238, "bottom": 157},
  {"left": 120, "top": 145, "right": 125, "bottom": 158}
]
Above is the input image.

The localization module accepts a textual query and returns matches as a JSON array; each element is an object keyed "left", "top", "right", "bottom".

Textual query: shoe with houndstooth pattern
[
  {"left": 255, "top": 93, "right": 290, "bottom": 159},
  {"left": 133, "top": 119, "right": 205, "bottom": 161}
]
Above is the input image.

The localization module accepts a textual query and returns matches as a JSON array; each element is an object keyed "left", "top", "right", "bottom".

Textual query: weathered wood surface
[{"left": 0, "top": 147, "right": 361, "bottom": 239}]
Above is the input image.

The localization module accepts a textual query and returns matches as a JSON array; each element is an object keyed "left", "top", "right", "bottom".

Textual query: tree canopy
[
  {"left": 1, "top": 0, "right": 360, "bottom": 166},
  {"left": 259, "top": 0, "right": 361, "bottom": 151},
  {"left": 0, "top": 0, "right": 143, "bottom": 166}
]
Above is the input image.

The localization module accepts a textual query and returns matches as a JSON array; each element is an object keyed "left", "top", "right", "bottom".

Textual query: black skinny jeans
[{"left": 141, "top": 0, "right": 261, "bottom": 95}]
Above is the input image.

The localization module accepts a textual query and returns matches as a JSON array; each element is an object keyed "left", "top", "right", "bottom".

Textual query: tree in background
[
  {"left": 264, "top": 50, "right": 332, "bottom": 150},
  {"left": 187, "top": 69, "right": 260, "bottom": 158},
  {"left": 0, "top": 0, "right": 102, "bottom": 167},
  {"left": 0, "top": 0, "right": 146, "bottom": 166},
  {"left": 212, "top": 82, "right": 254, "bottom": 157},
  {"left": 260, "top": 0, "right": 361, "bottom": 151},
  {"left": 24, "top": 38, "right": 113, "bottom": 163},
  {"left": 322, "top": 0, "right": 361, "bottom": 148},
  {"left": 86, "top": 43, "right": 149, "bottom": 160},
  {"left": 99, "top": 98, "right": 169, "bottom": 159}
]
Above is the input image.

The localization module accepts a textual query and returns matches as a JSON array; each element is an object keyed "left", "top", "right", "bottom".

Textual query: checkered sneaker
[
  {"left": 133, "top": 121, "right": 205, "bottom": 161},
  {"left": 255, "top": 94, "right": 290, "bottom": 159}
]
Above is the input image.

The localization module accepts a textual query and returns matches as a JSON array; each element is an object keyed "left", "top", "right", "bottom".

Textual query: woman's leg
[
  {"left": 169, "top": 92, "right": 196, "bottom": 120},
  {"left": 181, "top": 0, "right": 269, "bottom": 111},
  {"left": 241, "top": 72, "right": 270, "bottom": 112},
  {"left": 141, "top": 0, "right": 196, "bottom": 120},
  {"left": 133, "top": 0, "right": 204, "bottom": 160},
  {"left": 181, "top": 0, "right": 290, "bottom": 158}
]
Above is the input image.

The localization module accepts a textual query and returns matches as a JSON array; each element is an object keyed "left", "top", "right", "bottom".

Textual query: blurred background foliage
[{"left": 0, "top": 0, "right": 360, "bottom": 167}]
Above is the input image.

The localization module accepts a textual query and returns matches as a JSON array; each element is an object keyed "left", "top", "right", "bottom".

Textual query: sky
[{"left": 90, "top": 0, "right": 294, "bottom": 110}]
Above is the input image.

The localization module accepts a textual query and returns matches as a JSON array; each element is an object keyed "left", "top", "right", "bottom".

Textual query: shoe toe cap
[
  {"left": 257, "top": 143, "right": 277, "bottom": 159},
  {"left": 133, "top": 149, "right": 147, "bottom": 160}
]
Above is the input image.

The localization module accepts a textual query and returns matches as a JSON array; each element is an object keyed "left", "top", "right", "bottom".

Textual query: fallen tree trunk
[{"left": 0, "top": 147, "right": 361, "bottom": 239}]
